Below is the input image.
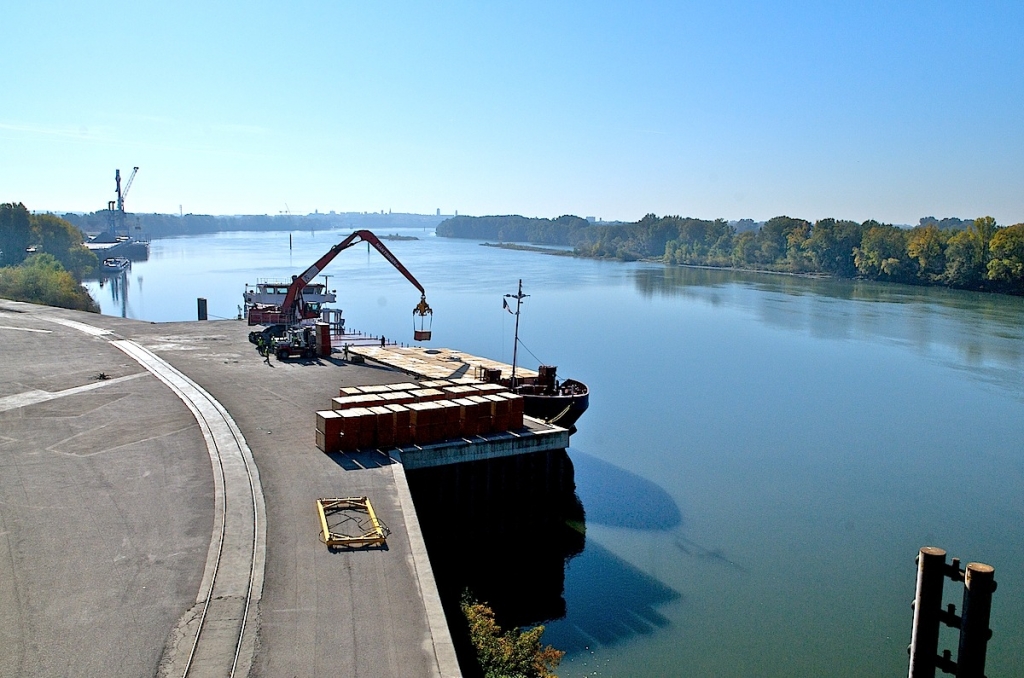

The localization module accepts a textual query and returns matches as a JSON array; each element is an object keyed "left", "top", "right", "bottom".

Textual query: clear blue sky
[{"left": 3, "top": 1, "right": 1022, "bottom": 225}]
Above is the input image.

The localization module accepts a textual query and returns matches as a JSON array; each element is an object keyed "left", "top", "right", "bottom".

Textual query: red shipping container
[
  {"left": 484, "top": 394, "right": 511, "bottom": 431},
  {"left": 338, "top": 407, "right": 375, "bottom": 450},
  {"left": 369, "top": 405, "right": 396, "bottom": 448},
  {"left": 316, "top": 410, "right": 343, "bottom": 435},
  {"left": 433, "top": 400, "right": 462, "bottom": 440},
  {"left": 466, "top": 395, "right": 494, "bottom": 435},
  {"left": 497, "top": 392, "right": 525, "bottom": 429},
  {"left": 386, "top": 404, "right": 413, "bottom": 447},
  {"left": 472, "top": 383, "right": 508, "bottom": 395},
  {"left": 333, "top": 393, "right": 387, "bottom": 410},
  {"left": 386, "top": 382, "right": 420, "bottom": 392},
  {"left": 381, "top": 391, "right": 416, "bottom": 406},
  {"left": 316, "top": 429, "right": 337, "bottom": 453},
  {"left": 410, "top": 388, "right": 445, "bottom": 402},
  {"left": 450, "top": 397, "right": 478, "bottom": 436}
]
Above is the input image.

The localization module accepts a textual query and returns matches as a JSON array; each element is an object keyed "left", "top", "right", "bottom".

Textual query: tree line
[
  {"left": 437, "top": 213, "right": 1024, "bottom": 294},
  {"left": 0, "top": 203, "right": 100, "bottom": 311},
  {"left": 60, "top": 210, "right": 446, "bottom": 239}
]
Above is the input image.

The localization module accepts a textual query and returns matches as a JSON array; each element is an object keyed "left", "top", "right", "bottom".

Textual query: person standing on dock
[{"left": 380, "top": 335, "right": 386, "bottom": 348}]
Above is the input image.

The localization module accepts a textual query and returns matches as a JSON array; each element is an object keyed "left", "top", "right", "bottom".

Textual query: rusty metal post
[
  {"left": 956, "top": 563, "right": 995, "bottom": 678},
  {"left": 909, "top": 547, "right": 947, "bottom": 678}
]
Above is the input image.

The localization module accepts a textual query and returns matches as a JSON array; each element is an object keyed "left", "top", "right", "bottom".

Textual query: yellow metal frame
[{"left": 316, "top": 497, "right": 388, "bottom": 547}]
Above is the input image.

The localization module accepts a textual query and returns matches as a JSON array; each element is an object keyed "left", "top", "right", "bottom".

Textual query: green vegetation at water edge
[
  {"left": 0, "top": 202, "right": 100, "bottom": 311},
  {"left": 461, "top": 593, "right": 563, "bottom": 678},
  {"left": 437, "top": 214, "right": 1024, "bottom": 294}
]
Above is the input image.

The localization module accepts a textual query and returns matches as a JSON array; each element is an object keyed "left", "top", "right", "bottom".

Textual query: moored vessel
[
  {"left": 494, "top": 280, "right": 589, "bottom": 429},
  {"left": 100, "top": 256, "right": 131, "bottom": 274}
]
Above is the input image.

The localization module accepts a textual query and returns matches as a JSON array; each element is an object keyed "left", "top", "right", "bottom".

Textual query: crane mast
[{"left": 111, "top": 167, "right": 139, "bottom": 234}]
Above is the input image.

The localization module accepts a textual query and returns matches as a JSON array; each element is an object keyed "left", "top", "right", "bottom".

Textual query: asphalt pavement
[{"left": 0, "top": 300, "right": 460, "bottom": 678}]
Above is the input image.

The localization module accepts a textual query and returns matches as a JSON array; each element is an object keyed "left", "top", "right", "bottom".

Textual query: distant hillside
[{"left": 60, "top": 211, "right": 445, "bottom": 239}]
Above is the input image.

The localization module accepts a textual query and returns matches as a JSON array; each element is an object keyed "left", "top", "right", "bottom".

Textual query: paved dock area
[{"left": 0, "top": 301, "right": 459, "bottom": 678}]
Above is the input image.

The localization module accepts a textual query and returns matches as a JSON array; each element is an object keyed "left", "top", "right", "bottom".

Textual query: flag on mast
[{"left": 502, "top": 298, "right": 514, "bottom": 314}]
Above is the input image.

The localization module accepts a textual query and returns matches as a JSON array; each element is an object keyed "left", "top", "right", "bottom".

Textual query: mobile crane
[{"left": 246, "top": 229, "right": 433, "bottom": 341}]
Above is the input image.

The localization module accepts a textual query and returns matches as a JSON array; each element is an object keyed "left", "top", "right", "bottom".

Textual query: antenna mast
[{"left": 504, "top": 279, "right": 529, "bottom": 386}]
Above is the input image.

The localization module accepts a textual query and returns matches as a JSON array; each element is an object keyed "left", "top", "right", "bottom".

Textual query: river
[{"left": 84, "top": 227, "right": 1024, "bottom": 676}]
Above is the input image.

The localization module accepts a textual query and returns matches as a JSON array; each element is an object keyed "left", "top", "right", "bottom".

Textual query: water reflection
[
  {"left": 96, "top": 270, "right": 130, "bottom": 318},
  {"left": 633, "top": 266, "right": 1024, "bottom": 397}
]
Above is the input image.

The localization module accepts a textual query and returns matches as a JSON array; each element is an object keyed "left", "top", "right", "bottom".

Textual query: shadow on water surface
[
  {"left": 542, "top": 539, "right": 680, "bottom": 654},
  {"left": 405, "top": 448, "right": 684, "bottom": 675},
  {"left": 571, "top": 450, "right": 682, "bottom": 531}
]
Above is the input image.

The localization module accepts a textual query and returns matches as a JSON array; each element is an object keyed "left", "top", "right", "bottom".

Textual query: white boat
[
  {"left": 100, "top": 257, "right": 131, "bottom": 273},
  {"left": 243, "top": 279, "right": 337, "bottom": 309}
]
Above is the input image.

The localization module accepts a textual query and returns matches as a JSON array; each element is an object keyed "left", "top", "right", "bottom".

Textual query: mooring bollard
[
  {"left": 907, "top": 548, "right": 997, "bottom": 678},
  {"left": 909, "top": 547, "right": 947, "bottom": 678},
  {"left": 197, "top": 297, "right": 208, "bottom": 321},
  {"left": 957, "top": 563, "right": 996, "bottom": 678}
]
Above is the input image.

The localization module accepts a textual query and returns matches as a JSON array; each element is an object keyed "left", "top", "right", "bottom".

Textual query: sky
[{"left": 2, "top": 1, "right": 1023, "bottom": 225}]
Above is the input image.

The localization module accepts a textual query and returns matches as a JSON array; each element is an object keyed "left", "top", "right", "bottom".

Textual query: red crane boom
[{"left": 248, "top": 230, "right": 432, "bottom": 330}]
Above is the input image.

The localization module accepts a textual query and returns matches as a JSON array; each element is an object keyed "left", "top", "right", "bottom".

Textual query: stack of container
[{"left": 315, "top": 379, "right": 525, "bottom": 453}]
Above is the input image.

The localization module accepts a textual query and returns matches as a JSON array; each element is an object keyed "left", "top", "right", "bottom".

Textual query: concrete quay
[{"left": 0, "top": 300, "right": 482, "bottom": 677}]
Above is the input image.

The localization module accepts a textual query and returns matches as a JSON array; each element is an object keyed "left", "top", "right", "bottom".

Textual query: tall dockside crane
[{"left": 107, "top": 167, "right": 139, "bottom": 234}]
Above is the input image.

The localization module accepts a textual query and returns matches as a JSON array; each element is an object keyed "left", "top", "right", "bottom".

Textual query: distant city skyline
[{"left": 3, "top": 2, "right": 1022, "bottom": 226}]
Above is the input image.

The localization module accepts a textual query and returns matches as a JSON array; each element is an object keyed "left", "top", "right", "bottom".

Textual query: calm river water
[{"left": 85, "top": 228, "right": 1024, "bottom": 676}]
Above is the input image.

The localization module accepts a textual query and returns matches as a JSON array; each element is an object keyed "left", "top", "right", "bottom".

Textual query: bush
[
  {"left": 461, "top": 593, "right": 564, "bottom": 678},
  {"left": 0, "top": 253, "right": 99, "bottom": 312}
]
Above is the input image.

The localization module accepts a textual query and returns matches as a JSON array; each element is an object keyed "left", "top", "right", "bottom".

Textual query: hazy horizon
[{"left": 3, "top": 2, "right": 1022, "bottom": 225}]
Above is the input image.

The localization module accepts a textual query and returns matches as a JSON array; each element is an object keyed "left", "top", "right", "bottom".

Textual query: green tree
[
  {"left": 970, "top": 215, "right": 999, "bottom": 248},
  {"left": 731, "top": 230, "right": 758, "bottom": 267},
  {"left": 854, "top": 222, "right": 913, "bottom": 281},
  {"left": 906, "top": 225, "right": 948, "bottom": 281},
  {"left": 805, "top": 219, "right": 862, "bottom": 277},
  {"left": 943, "top": 229, "right": 986, "bottom": 287},
  {"left": 461, "top": 594, "right": 563, "bottom": 678},
  {"left": 31, "top": 213, "right": 98, "bottom": 278},
  {"left": 986, "top": 223, "right": 1024, "bottom": 290},
  {"left": 0, "top": 202, "right": 32, "bottom": 266},
  {"left": 0, "top": 253, "right": 99, "bottom": 311}
]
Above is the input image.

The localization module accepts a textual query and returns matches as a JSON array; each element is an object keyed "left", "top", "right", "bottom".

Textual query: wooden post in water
[
  {"left": 956, "top": 563, "right": 996, "bottom": 678},
  {"left": 909, "top": 547, "right": 946, "bottom": 678},
  {"left": 197, "top": 297, "right": 208, "bottom": 321}
]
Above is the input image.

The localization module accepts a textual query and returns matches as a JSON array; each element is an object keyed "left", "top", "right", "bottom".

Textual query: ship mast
[{"left": 504, "top": 279, "right": 529, "bottom": 387}]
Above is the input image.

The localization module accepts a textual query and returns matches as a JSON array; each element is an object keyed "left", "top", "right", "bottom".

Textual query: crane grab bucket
[{"left": 413, "top": 295, "right": 433, "bottom": 341}]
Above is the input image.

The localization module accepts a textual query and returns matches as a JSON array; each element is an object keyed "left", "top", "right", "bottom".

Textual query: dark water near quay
[{"left": 85, "top": 228, "right": 1024, "bottom": 676}]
